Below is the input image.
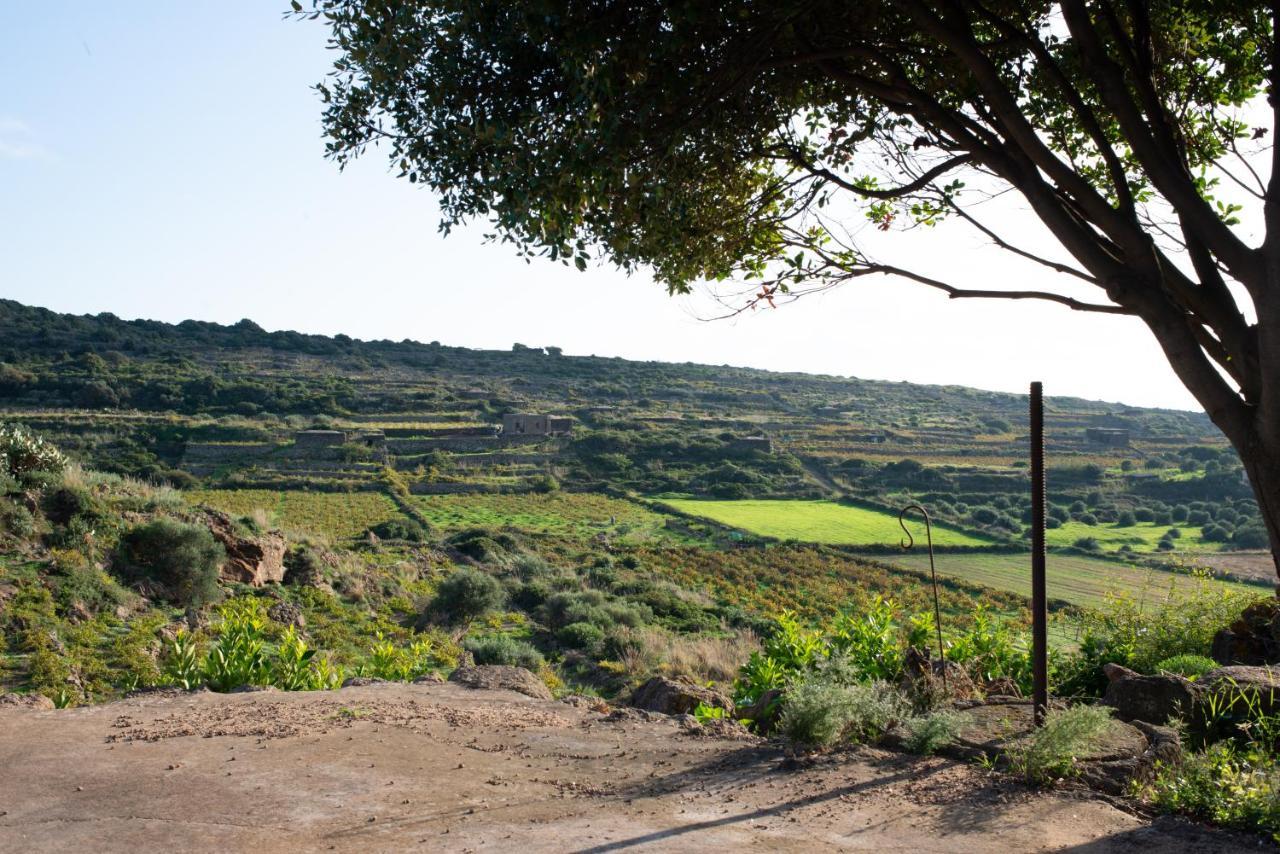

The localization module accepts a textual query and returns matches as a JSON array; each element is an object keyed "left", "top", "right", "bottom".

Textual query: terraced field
[
  {"left": 185, "top": 489, "right": 404, "bottom": 542},
  {"left": 659, "top": 498, "right": 993, "bottom": 547},
  {"left": 880, "top": 551, "right": 1262, "bottom": 609},
  {"left": 411, "top": 492, "right": 679, "bottom": 542}
]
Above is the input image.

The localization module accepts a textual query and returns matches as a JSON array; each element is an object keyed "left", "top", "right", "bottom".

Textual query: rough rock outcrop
[
  {"left": 737, "top": 688, "right": 784, "bottom": 734},
  {"left": 629, "top": 676, "right": 734, "bottom": 718},
  {"left": 449, "top": 664, "right": 552, "bottom": 700},
  {"left": 204, "top": 510, "right": 286, "bottom": 587},
  {"left": 1210, "top": 599, "right": 1280, "bottom": 665},
  {"left": 0, "top": 692, "right": 55, "bottom": 711},
  {"left": 1101, "top": 663, "right": 1198, "bottom": 724},
  {"left": 267, "top": 600, "right": 306, "bottom": 629}
]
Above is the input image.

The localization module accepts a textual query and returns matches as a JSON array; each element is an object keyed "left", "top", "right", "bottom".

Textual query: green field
[
  {"left": 1046, "top": 520, "right": 1218, "bottom": 553},
  {"left": 412, "top": 492, "right": 679, "bottom": 542},
  {"left": 881, "top": 550, "right": 1260, "bottom": 609},
  {"left": 186, "top": 489, "right": 403, "bottom": 542},
  {"left": 659, "top": 498, "right": 993, "bottom": 546}
]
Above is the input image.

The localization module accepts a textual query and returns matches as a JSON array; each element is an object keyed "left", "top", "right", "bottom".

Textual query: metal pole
[{"left": 1030, "top": 381, "right": 1048, "bottom": 726}]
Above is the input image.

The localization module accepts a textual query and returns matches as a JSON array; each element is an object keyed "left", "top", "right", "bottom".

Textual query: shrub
[
  {"left": 1010, "top": 705, "right": 1117, "bottom": 783},
  {"left": 1187, "top": 510, "right": 1210, "bottom": 526},
  {"left": 366, "top": 518, "right": 429, "bottom": 542},
  {"left": 1076, "top": 513, "right": 1098, "bottom": 526},
  {"left": 0, "top": 499, "right": 36, "bottom": 538},
  {"left": 1146, "top": 742, "right": 1280, "bottom": 839},
  {"left": 430, "top": 568, "right": 505, "bottom": 623},
  {"left": 114, "top": 518, "right": 225, "bottom": 607},
  {"left": 557, "top": 621, "right": 606, "bottom": 654},
  {"left": 1073, "top": 537, "right": 1101, "bottom": 551},
  {"left": 1232, "top": 524, "right": 1270, "bottom": 550},
  {"left": 464, "top": 635, "right": 544, "bottom": 670},
  {"left": 778, "top": 677, "right": 906, "bottom": 747},
  {"left": 1155, "top": 654, "right": 1218, "bottom": 680},
  {"left": 901, "top": 710, "right": 969, "bottom": 755},
  {"left": 1115, "top": 510, "right": 1137, "bottom": 527}
]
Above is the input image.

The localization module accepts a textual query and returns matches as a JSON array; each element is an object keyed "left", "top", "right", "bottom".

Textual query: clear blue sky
[{"left": 1, "top": 3, "right": 1219, "bottom": 410}]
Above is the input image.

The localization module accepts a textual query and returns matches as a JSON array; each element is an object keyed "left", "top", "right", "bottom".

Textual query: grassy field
[
  {"left": 880, "top": 550, "right": 1261, "bottom": 610},
  {"left": 1046, "top": 520, "right": 1218, "bottom": 553},
  {"left": 659, "top": 498, "right": 993, "bottom": 547},
  {"left": 186, "top": 489, "right": 404, "bottom": 543},
  {"left": 412, "top": 492, "right": 679, "bottom": 542}
]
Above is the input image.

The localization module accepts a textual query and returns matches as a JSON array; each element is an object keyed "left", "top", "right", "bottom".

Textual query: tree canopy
[{"left": 299, "top": 0, "right": 1280, "bottom": 570}]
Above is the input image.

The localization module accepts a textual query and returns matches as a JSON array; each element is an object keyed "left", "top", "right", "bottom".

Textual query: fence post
[{"left": 1030, "top": 381, "right": 1048, "bottom": 726}]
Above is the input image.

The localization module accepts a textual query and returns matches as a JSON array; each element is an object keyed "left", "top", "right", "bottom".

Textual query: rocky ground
[{"left": 0, "top": 682, "right": 1264, "bottom": 853}]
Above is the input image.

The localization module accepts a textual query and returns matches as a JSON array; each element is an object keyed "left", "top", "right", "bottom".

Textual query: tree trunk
[{"left": 1235, "top": 429, "right": 1280, "bottom": 584}]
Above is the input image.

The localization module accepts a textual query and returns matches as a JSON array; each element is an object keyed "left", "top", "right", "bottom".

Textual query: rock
[
  {"left": 412, "top": 672, "right": 445, "bottom": 684},
  {"left": 448, "top": 664, "right": 552, "bottom": 700},
  {"left": 738, "top": 688, "right": 784, "bottom": 734},
  {"left": 900, "top": 647, "right": 976, "bottom": 703},
  {"left": 1210, "top": 599, "right": 1280, "bottom": 665},
  {"left": 1078, "top": 721, "right": 1182, "bottom": 795},
  {"left": 1102, "top": 669, "right": 1198, "bottom": 724},
  {"left": 629, "top": 676, "right": 735, "bottom": 718},
  {"left": 341, "top": 677, "right": 389, "bottom": 688},
  {"left": 0, "top": 692, "right": 55, "bottom": 711},
  {"left": 1197, "top": 665, "right": 1280, "bottom": 721},
  {"left": 981, "top": 676, "right": 1023, "bottom": 699},
  {"left": 204, "top": 510, "right": 286, "bottom": 587},
  {"left": 66, "top": 601, "right": 93, "bottom": 624},
  {"left": 267, "top": 601, "right": 306, "bottom": 629}
]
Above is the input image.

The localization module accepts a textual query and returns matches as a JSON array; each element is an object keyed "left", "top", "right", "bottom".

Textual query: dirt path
[{"left": 0, "top": 682, "right": 1258, "bottom": 853}]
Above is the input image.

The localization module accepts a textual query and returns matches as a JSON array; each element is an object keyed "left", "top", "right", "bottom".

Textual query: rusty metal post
[{"left": 1030, "top": 382, "right": 1048, "bottom": 726}]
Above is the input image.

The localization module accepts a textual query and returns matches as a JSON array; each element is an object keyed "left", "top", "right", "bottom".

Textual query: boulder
[
  {"left": 449, "top": 664, "right": 553, "bottom": 700},
  {"left": 900, "top": 646, "right": 977, "bottom": 703},
  {"left": 0, "top": 692, "right": 55, "bottom": 711},
  {"left": 1101, "top": 663, "right": 1198, "bottom": 724},
  {"left": 1198, "top": 665, "right": 1280, "bottom": 718},
  {"left": 738, "top": 688, "right": 784, "bottom": 734},
  {"left": 267, "top": 600, "right": 306, "bottom": 629},
  {"left": 204, "top": 510, "right": 286, "bottom": 587},
  {"left": 629, "top": 676, "right": 734, "bottom": 718},
  {"left": 1210, "top": 599, "right": 1280, "bottom": 665}
]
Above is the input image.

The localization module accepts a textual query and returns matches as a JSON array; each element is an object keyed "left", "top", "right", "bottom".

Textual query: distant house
[
  {"left": 1086, "top": 427, "right": 1130, "bottom": 448},
  {"left": 294, "top": 429, "right": 347, "bottom": 448},
  {"left": 502, "top": 413, "right": 573, "bottom": 436}
]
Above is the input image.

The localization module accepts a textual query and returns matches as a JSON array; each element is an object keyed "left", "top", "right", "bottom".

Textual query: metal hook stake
[{"left": 899, "top": 504, "right": 947, "bottom": 692}]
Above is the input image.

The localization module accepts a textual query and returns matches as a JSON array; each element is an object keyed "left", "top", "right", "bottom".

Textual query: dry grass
[{"left": 615, "top": 627, "right": 759, "bottom": 685}]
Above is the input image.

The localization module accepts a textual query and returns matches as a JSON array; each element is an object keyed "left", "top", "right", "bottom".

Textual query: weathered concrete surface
[{"left": 0, "top": 683, "right": 1259, "bottom": 853}]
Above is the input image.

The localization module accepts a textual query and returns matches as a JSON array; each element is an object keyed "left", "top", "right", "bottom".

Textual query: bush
[
  {"left": 557, "top": 621, "right": 606, "bottom": 654},
  {"left": 1154, "top": 654, "right": 1218, "bottom": 680},
  {"left": 1232, "top": 524, "right": 1270, "bottom": 550},
  {"left": 1115, "top": 510, "right": 1137, "bottom": 527},
  {"left": 901, "top": 710, "right": 969, "bottom": 755},
  {"left": 1010, "top": 705, "right": 1117, "bottom": 783},
  {"left": 463, "top": 635, "right": 544, "bottom": 670},
  {"left": 1073, "top": 537, "right": 1101, "bottom": 551},
  {"left": 366, "top": 518, "right": 429, "bottom": 542},
  {"left": 430, "top": 568, "right": 505, "bottom": 623},
  {"left": 779, "top": 677, "right": 906, "bottom": 747},
  {"left": 114, "top": 518, "right": 225, "bottom": 607},
  {"left": 1146, "top": 742, "right": 1280, "bottom": 839}
]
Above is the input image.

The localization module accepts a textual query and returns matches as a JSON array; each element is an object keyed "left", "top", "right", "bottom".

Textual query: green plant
[
  {"left": 1146, "top": 743, "right": 1280, "bottom": 841},
  {"left": 827, "top": 596, "right": 903, "bottom": 681},
  {"left": 1009, "top": 705, "right": 1116, "bottom": 784},
  {"left": 901, "top": 709, "right": 969, "bottom": 755},
  {"left": 272, "top": 626, "right": 319, "bottom": 691},
  {"left": 1155, "top": 654, "right": 1219, "bottom": 680},
  {"left": 778, "top": 676, "right": 907, "bottom": 747},
  {"left": 692, "top": 701, "right": 728, "bottom": 724},
  {"left": 430, "top": 567, "right": 506, "bottom": 623},
  {"left": 464, "top": 634, "right": 544, "bottom": 670},
  {"left": 114, "top": 518, "right": 226, "bottom": 608},
  {"left": 203, "top": 599, "right": 270, "bottom": 692},
  {"left": 162, "top": 629, "right": 204, "bottom": 690},
  {"left": 0, "top": 423, "right": 66, "bottom": 478},
  {"left": 557, "top": 621, "right": 605, "bottom": 654}
]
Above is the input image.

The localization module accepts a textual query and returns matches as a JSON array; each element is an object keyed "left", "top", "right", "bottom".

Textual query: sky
[{"left": 0, "top": 3, "right": 1257, "bottom": 412}]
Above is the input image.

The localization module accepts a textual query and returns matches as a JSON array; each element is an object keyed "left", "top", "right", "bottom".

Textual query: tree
[{"left": 301, "top": 1, "right": 1280, "bottom": 574}]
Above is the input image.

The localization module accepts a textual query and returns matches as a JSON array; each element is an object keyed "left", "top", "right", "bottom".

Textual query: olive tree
[{"left": 298, "top": 1, "right": 1280, "bottom": 573}]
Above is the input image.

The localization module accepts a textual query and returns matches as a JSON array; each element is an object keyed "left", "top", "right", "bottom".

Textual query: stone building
[
  {"left": 502, "top": 413, "right": 573, "bottom": 436},
  {"left": 294, "top": 430, "right": 347, "bottom": 448},
  {"left": 1085, "top": 427, "right": 1131, "bottom": 448}
]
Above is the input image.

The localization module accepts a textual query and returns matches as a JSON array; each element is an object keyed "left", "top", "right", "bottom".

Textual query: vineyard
[
  {"left": 878, "top": 550, "right": 1260, "bottom": 610},
  {"left": 411, "top": 492, "right": 681, "bottom": 542},
  {"left": 184, "top": 489, "right": 404, "bottom": 543}
]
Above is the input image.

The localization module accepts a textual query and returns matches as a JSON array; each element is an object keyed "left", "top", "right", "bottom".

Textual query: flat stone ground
[{"left": 0, "top": 683, "right": 1263, "bottom": 853}]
